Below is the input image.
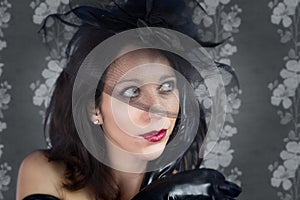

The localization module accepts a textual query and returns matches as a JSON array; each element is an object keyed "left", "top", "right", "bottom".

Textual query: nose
[{"left": 139, "top": 86, "right": 166, "bottom": 122}]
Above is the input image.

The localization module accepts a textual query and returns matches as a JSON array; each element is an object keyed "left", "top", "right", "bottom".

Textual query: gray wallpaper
[{"left": 0, "top": 0, "right": 299, "bottom": 199}]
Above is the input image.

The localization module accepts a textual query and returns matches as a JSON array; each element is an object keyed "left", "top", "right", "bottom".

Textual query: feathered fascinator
[
  {"left": 40, "top": 0, "right": 231, "bottom": 49},
  {"left": 41, "top": 0, "right": 239, "bottom": 189},
  {"left": 40, "top": 0, "right": 238, "bottom": 85}
]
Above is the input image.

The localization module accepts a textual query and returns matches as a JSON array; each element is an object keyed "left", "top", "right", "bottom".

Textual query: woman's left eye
[{"left": 159, "top": 81, "right": 174, "bottom": 92}]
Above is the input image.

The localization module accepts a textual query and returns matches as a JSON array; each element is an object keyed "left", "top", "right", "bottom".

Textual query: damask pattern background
[
  {"left": 1, "top": 0, "right": 298, "bottom": 199},
  {"left": 268, "top": 0, "right": 300, "bottom": 199}
]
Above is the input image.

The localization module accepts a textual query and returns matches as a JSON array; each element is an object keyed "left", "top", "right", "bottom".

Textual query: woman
[{"left": 17, "top": 0, "right": 241, "bottom": 199}]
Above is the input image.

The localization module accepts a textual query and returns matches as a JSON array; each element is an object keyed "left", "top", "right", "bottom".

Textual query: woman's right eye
[{"left": 121, "top": 86, "right": 140, "bottom": 98}]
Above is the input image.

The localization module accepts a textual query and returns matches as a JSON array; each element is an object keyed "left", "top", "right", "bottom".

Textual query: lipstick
[{"left": 140, "top": 129, "right": 167, "bottom": 143}]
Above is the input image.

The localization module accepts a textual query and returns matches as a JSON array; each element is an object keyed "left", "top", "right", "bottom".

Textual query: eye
[
  {"left": 121, "top": 86, "right": 140, "bottom": 98},
  {"left": 159, "top": 81, "right": 174, "bottom": 92}
]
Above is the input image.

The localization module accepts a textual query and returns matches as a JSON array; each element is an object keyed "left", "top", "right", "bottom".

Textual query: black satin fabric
[
  {"left": 133, "top": 168, "right": 241, "bottom": 200},
  {"left": 22, "top": 194, "right": 60, "bottom": 200}
]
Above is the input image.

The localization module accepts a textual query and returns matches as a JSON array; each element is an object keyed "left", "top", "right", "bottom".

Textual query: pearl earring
[{"left": 93, "top": 120, "right": 99, "bottom": 125}]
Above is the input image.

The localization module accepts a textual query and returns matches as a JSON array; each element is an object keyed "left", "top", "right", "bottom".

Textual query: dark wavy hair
[{"left": 41, "top": 0, "right": 233, "bottom": 199}]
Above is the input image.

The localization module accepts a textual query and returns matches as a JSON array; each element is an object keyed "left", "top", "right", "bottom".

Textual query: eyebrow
[
  {"left": 159, "top": 75, "right": 176, "bottom": 82},
  {"left": 116, "top": 75, "right": 176, "bottom": 85},
  {"left": 116, "top": 79, "right": 143, "bottom": 85}
]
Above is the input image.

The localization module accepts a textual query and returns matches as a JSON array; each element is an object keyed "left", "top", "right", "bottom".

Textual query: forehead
[{"left": 106, "top": 49, "right": 174, "bottom": 81}]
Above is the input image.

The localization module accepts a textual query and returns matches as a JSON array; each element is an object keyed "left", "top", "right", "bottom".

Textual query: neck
[
  {"left": 113, "top": 170, "right": 145, "bottom": 200},
  {"left": 106, "top": 136, "right": 148, "bottom": 200},
  {"left": 106, "top": 138, "right": 148, "bottom": 173},
  {"left": 105, "top": 138, "right": 148, "bottom": 199}
]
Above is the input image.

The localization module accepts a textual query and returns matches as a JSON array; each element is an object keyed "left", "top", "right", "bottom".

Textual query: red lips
[{"left": 140, "top": 129, "right": 167, "bottom": 142}]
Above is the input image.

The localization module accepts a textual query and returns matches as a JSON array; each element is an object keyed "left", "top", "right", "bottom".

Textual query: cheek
[
  {"left": 103, "top": 98, "right": 130, "bottom": 130},
  {"left": 162, "top": 93, "right": 180, "bottom": 119},
  {"left": 102, "top": 95, "right": 144, "bottom": 135},
  {"left": 169, "top": 95, "right": 180, "bottom": 113}
]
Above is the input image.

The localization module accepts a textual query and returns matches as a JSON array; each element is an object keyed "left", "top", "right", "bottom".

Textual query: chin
[{"left": 135, "top": 143, "right": 166, "bottom": 161}]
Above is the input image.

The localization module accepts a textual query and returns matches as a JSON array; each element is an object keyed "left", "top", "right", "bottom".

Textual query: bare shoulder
[{"left": 16, "top": 150, "right": 65, "bottom": 200}]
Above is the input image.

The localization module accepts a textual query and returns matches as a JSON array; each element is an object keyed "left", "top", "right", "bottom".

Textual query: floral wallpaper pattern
[
  {"left": 0, "top": 0, "right": 12, "bottom": 199},
  {"left": 190, "top": 0, "right": 243, "bottom": 185},
  {"left": 268, "top": 0, "right": 300, "bottom": 199},
  {"left": 29, "top": 0, "right": 69, "bottom": 120},
  {"left": 29, "top": 0, "right": 72, "bottom": 149}
]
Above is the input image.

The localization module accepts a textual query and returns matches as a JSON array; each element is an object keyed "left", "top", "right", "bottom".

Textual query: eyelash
[{"left": 120, "top": 81, "right": 175, "bottom": 98}]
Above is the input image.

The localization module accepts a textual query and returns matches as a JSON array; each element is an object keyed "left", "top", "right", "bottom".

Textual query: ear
[
  {"left": 87, "top": 103, "right": 103, "bottom": 125},
  {"left": 92, "top": 108, "right": 104, "bottom": 125}
]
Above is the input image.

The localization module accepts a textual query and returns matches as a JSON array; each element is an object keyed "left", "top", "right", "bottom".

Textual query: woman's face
[{"left": 97, "top": 49, "right": 180, "bottom": 160}]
